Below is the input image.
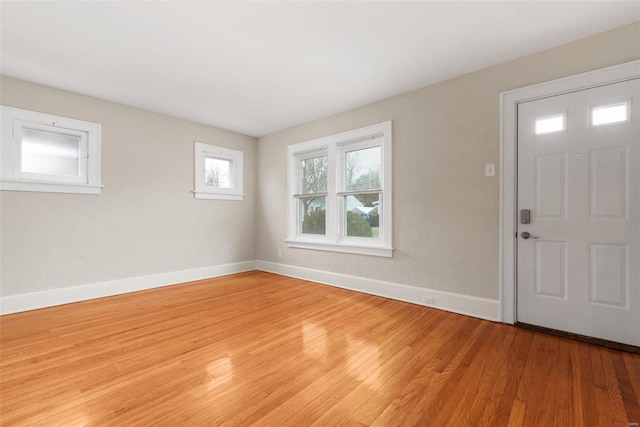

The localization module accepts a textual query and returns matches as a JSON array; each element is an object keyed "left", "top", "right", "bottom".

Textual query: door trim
[{"left": 499, "top": 59, "right": 640, "bottom": 324}]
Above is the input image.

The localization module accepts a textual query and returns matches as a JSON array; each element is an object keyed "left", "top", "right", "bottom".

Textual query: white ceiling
[{"left": 1, "top": 1, "right": 639, "bottom": 137}]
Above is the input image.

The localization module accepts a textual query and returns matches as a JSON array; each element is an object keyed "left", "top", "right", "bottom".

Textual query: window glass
[
  {"left": 300, "top": 196, "right": 326, "bottom": 235},
  {"left": 345, "top": 194, "right": 380, "bottom": 238},
  {"left": 21, "top": 128, "right": 82, "bottom": 177},
  {"left": 346, "top": 146, "right": 381, "bottom": 191},
  {"left": 535, "top": 114, "right": 565, "bottom": 135},
  {"left": 301, "top": 155, "right": 327, "bottom": 194},
  {"left": 205, "top": 157, "right": 231, "bottom": 188},
  {"left": 592, "top": 102, "right": 628, "bottom": 126}
]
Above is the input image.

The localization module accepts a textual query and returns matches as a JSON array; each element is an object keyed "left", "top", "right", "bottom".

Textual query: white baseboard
[
  {"left": 1, "top": 260, "right": 500, "bottom": 322},
  {"left": 0, "top": 261, "right": 256, "bottom": 315},
  {"left": 255, "top": 260, "right": 500, "bottom": 322}
]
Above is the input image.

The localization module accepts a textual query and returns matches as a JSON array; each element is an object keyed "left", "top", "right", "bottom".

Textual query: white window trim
[
  {"left": 1, "top": 106, "right": 102, "bottom": 194},
  {"left": 286, "top": 121, "right": 393, "bottom": 257},
  {"left": 194, "top": 142, "right": 244, "bottom": 201}
]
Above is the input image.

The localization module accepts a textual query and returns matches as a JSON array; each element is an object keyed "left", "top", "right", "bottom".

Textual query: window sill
[
  {"left": 194, "top": 191, "right": 244, "bottom": 201},
  {"left": 0, "top": 180, "right": 102, "bottom": 195},
  {"left": 285, "top": 239, "right": 393, "bottom": 258}
]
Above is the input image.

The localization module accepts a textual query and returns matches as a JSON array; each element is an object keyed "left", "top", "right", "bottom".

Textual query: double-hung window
[
  {"left": 287, "top": 121, "right": 392, "bottom": 257},
  {"left": 1, "top": 106, "right": 101, "bottom": 194}
]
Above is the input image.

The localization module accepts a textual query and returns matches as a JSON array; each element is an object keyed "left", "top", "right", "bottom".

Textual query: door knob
[{"left": 521, "top": 231, "right": 539, "bottom": 240}]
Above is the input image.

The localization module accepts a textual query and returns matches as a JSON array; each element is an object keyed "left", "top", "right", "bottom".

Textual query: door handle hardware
[{"left": 520, "top": 231, "right": 539, "bottom": 240}]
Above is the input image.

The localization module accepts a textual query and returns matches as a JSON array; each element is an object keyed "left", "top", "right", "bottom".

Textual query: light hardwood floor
[{"left": 1, "top": 271, "right": 638, "bottom": 426}]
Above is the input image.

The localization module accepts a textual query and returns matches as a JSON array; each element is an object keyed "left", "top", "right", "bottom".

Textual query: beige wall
[
  {"left": 256, "top": 23, "right": 640, "bottom": 300},
  {"left": 2, "top": 23, "right": 638, "bottom": 301},
  {"left": 1, "top": 77, "right": 258, "bottom": 296}
]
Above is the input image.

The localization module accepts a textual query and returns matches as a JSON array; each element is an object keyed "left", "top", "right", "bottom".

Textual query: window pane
[
  {"left": 534, "top": 114, "right": 565, "bottom": 135},
  {"left": 300, "top": 196, "right": 326, "bottom": 234},
  {"left": 592, "top": 102, "right": 628, "bottom": 126},
  {"left": 21, "top": 128, "right": 81, "bottom": 176},
  {"left": 345, "top": 193, "right": 379, "bottom": 238},
  {"left": 205, "top": 157, "right": 231, "bottom": 188},
  {"left": 346, "top": 146, "right": 381, "bottom": 191},
  {"left": 301, "top": 156, "right": 327, "bottom": 194}
]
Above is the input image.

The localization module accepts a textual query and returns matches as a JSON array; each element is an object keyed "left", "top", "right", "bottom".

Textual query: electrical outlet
[
  {"left": 278, "top": 249, "right": 283, "bottom": 258},
  {"left": 421, "top": 295, "right": 435, "bottom": 305}
]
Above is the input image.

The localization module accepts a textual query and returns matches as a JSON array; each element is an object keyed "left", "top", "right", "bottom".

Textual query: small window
[
  {"left": 534, "top": 113, "right": 565, "bottom": 135},
  {"left": 591, "top": 101, "right": 629, "bottom": 126},
  {"left": 287, "top": 121, "right": 392, "bottom": 257},
  {"left": 1, "top": 106, "right": 101, "bottom": 194},
  {"left": 194, "top": 142, "right": 243, "bottom": 200}
]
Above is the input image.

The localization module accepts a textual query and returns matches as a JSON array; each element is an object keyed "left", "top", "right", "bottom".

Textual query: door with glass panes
[{"left": 517, "top": 78, "right": 640, "bottom": 346}]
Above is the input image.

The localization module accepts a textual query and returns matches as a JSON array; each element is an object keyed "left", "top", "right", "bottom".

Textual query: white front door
[{"left": 517, "top": 78, "right": 640, "bottom": 346}]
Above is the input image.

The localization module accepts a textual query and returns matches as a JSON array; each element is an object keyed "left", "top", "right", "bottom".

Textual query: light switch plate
[{"left": 485, "top": 163, "right": 496, "bottom": 177}]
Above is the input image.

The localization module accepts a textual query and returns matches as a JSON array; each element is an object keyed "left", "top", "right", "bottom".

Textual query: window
[
  {"left": 1, "top": 106, "right": 101, "bottom": 194},
  {"left": 194, "top": 142, "right": 244, "bottom": 200},
  {"left": 534, "top": 113, "right": 565, "bottom": 135},
  {"left": 591, "top": 101, "right": 629, "bottom": 126},
  {"left": 287, "top": 121, "right": 392, "bottom": 257}
]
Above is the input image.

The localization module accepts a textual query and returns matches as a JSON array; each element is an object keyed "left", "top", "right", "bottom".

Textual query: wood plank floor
[{"left": 1, "top": 271, "right": 638, "bottom": 426}]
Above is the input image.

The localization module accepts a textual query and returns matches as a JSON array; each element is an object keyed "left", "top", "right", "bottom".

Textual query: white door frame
[{"left": 499, "top": 59, "right": 640, "bottom": 324}]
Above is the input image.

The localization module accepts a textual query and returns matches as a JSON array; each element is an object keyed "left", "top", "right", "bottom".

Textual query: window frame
[
  {"left": 194, "top": 142, "right": 244, "bottom": 200},
  {"left": 286, "top": 121, "right": 393, "bottom": 257},
  {"left": 1, "top": 105, "right": 101, "bottom": 194}
]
